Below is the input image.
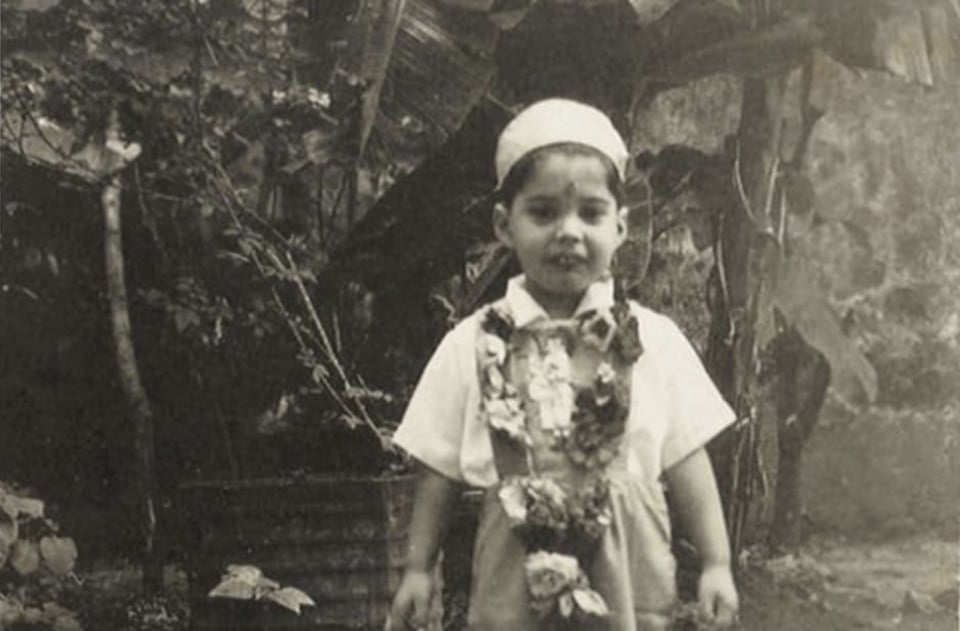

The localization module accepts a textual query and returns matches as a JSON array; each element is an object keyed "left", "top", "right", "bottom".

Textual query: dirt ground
[
  {"left": 737, "top": 536, "right": 958, "bottom": 631},
  {"left": 44, "top": 533, "right": 955, "bottom": 630}
]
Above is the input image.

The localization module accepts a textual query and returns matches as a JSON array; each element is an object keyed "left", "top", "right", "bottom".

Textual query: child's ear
[
  {"left": 493, "top": 203, "right": 514, "bottom": 247},
  {"left": 616, "top": 206, "right": 629, "bottom": 245}
]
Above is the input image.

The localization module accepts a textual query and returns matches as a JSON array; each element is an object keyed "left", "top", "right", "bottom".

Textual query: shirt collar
[{"left": 504, "top": 274, "right": 616, "bottom": 329}]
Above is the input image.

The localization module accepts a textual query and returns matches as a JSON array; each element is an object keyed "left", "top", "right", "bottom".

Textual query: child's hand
[
  {"left": 698, "top": 563, "right": 739, "bottom": 629},
  {"left": 385, "top": 569, "right": 433, "bottom": 631}
]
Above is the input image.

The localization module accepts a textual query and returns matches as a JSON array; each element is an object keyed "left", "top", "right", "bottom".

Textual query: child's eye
[
  {"left": 526, "top": 205, "right": 557, "bottom": 221},
  {"left": 579, "top": 205, "right": 607, "bottom": 223}
]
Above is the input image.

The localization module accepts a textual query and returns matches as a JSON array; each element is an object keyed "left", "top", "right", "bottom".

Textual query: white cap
[{"left": 495, "top": 98, "right": 629, "bottom": 188}]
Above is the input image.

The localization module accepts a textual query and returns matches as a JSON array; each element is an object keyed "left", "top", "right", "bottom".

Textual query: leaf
[
  {"left": 225, "top": 564, "right": 264, "bottom": 583},
  {"left": 10, "top": 540, "right": 40, "bottom": 576},
  {"left": 341, "top": 414, "right": 365, "bottom": 430},
  {"left": 614, "top": 174, "right": 654, "bottom": 297},
  {"left": 6, "top": 0, "right": 63, "bottom": 11},
  {"left": 1, "top": 113, "right": 79, "bottom": 174},
  {"left": 23, "top": 607, "right": 43, "bottom": 624},
  {"left": 0, "top": 595, "right": 26, "bottom": 626},
  {"left": 39, "top": 536, "right": 78, "bottom": 575},
  {"left": 52, "top": 613, "right": 83, "bottom": 631},
  {"left": 770, "top": 260, "right": 879, "bottom": 407},
  {"left": 7, "top": 495, "right": 44, "bottom": 520},
  {"left": 647, "top": 14, "right": 822, "bottom": 83},
  {"left": 627, "top": 0, "right": 685, "bottom": 24},
  {"left": 302, "top": 127, "right": 339, "bottom": 165},
  {"left": 71, "top": 137, "right": 143, "bottom": 178},
  {"left": 571, "top": 588, "right": 610, "bottom": 617},
  {"left": 0, "top": 517, "right": 16, "bottom": 568},
  {"left": 263, "top": 587, "right": 315, "bottom": 614},
  {"left": 0, "top": 490, "right": 18, "bottom": 521},
  {"left": 41, "top": 602, "right": 75, "bottom": 619},
  {"left": 1, "top": 112, "right": 141, "bottom": 181},
  {"left": 818, "top": 1, "right": 960, "bottom": 86},
  {"left": 355, "top": 0, "right": 408, "bottom": 156},
  {"left": 208, "top": 577, "right": 257, "bottom": 600}
]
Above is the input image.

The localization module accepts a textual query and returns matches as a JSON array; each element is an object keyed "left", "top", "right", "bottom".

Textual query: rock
[{"left": 901, "top": 589, "right": 941, "bottom": 615}]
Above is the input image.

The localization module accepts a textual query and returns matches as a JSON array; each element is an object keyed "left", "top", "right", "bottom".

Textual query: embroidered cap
[{"left": 495, "top": 98, "right": 629, "bottom": 188}]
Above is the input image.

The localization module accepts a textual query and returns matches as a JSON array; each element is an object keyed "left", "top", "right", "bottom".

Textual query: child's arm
[
  {"left": 386, "top": 465, "right": 460, "bottom": 631},
  {"left": 664, "top": 446, "right": 739, "bottom": 628}
]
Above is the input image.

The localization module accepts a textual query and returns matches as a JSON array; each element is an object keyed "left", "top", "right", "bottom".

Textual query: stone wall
[{"left": 635, "top": 63, "right": 960, "bottom": 537}]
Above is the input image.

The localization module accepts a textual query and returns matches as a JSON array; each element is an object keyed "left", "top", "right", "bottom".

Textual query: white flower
[
  {"left": 480, "top": 333, "right": 508, "bottom": 367},
  {"left": 498, "top": 481, "right": 528, "bottom": 526},
  {"left": 485, "top": 396, "right": 527, "bottom": 442},
  {"left": 484, "top": 365, "right": 505, "bottom": 394},
  {"left": 596, "top": 362, "right": 616, "bottom": 385},
  {"left": 525, "top": 551, "right": 581, "bottom": 600}
]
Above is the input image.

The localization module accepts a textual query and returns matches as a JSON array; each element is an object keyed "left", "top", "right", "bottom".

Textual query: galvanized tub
[{"left": 181, "top": 474, "right": 441, "bottom": 630}]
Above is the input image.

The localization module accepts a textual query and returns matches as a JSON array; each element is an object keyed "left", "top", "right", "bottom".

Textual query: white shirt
[{"left": 392, "top": 276, "right": 735, "bottom": 487}]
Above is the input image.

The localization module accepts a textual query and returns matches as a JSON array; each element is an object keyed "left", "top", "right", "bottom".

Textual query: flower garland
[{"left": 478, "top": 298, "right": 643, "bottom": 626}]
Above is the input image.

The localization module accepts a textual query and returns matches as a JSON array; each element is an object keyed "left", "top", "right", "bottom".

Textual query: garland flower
[
  {"left": 478, "top": 298, "right": 643, "bottom": 624},
  {"left": 525, "top": 551, "right": 609, "bottom": 623}
]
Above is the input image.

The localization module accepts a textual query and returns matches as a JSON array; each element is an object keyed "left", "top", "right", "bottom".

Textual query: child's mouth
[{"left": 547, "top": 254, "right": 587, "bottom": 270}]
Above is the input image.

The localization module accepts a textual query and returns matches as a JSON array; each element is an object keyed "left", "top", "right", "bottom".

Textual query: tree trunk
[
  {"left": 705, "top": 76, "right": 782, "bottom": 553},
  {"left": 103, "top": 174, "right": 163, "bottom": 594},
  {"left": 771, "top": 440, "right": 804, "bottom": 548},
  {"left": 768, "top": 328, "right": 831, "bottom": 550}
]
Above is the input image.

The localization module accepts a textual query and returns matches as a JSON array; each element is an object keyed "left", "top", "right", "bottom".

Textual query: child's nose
[{"left": 555, "top": 212, "right": 584, "bottom": 242}]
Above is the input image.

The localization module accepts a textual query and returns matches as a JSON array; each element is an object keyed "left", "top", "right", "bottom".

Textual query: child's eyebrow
[
  {"left": 524, "top": 194, "right": 612, "bottom": 204},
  {"left": 523, "top": 194, "right": 560, "bottom": 203}
]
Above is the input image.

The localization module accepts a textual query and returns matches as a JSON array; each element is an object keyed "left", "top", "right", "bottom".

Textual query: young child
[{"left": 387, "top": 99, "right": 738, "bottom": 631}]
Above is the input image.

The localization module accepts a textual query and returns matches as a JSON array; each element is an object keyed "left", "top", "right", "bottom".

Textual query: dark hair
[{"left": 497, "top": 142, "right": 626, "bottom": 207}]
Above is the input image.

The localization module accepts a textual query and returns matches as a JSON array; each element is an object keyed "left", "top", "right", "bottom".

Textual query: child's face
[{"left": 494, "top": 152, "right": 627, "bottom": 306}]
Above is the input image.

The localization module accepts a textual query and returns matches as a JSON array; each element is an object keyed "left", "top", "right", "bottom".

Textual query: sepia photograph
[{"left": 1, "top": 0, "right": 958, "bottom": 629}]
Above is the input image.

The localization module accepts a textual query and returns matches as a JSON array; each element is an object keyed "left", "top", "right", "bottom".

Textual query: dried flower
[
  {"left": 480, "top": 333, "right": 508, "bottom": 368},
  {"left": 525, "top": 551, "right": 582, "bottom": 601},
  {"left": 482, "top": 304, "right": 514, "bottom": 341},
  {"left": 611, "top": 305, "right": 643, "bottom": 364},
  {"left": 484, "top": 396, "right": 528, "bottom": 444},
  {"left": 579, "top": 310, "right": 617, "bottom": 353}
]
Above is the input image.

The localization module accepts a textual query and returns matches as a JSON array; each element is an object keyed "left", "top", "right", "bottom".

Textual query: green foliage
[
  {"left": 0, "top": 482, "right": 81, "bottom": 630},
  {"left": 0, "top": 0, "right": 408, "bottom": 475},
  {"left": 208, "top": 564, "right": 315, "bottom": 615},
  {"left": 643, "top": 0, "right": 959, "bottom": 87}
]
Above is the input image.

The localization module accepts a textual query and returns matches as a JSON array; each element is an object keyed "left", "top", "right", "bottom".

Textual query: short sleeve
[
  {"left": 656, "top": 316, "right": 736, "bottom": 471},
  {"left": 391, "top": 325, "right": 471, "bottom": 482}
]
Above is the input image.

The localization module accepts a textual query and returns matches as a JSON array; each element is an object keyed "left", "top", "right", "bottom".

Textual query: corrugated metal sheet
[{"left": 182, "top": 475, "right": 442, "bottom": 630}]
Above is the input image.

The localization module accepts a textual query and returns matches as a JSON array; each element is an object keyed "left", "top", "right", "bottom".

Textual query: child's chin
[{"left": 542, "top": 275, "right": 592, "bottom": 296}]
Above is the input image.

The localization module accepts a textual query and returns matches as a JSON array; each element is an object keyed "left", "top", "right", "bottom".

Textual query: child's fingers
[
  {"left": 385, "top": 593, "right": 413, "bottom": 631},
  {"left": 713, "top": 598, "right": 737, "bottom": 628},
  {"left": 409, "top": 592, "right": 430, "bottom": 629}
]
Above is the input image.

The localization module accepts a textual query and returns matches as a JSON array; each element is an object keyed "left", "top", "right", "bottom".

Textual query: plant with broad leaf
[
  {"left": 0, "top": 482, "right": 82, "bottom": 630},
  {"left": 208, "top": 564, "right": 315, "bottom": 615}
]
